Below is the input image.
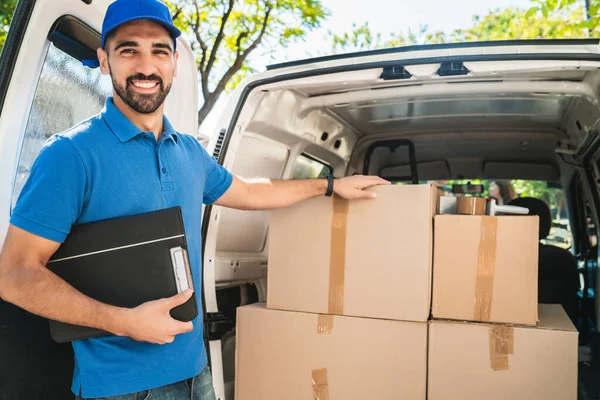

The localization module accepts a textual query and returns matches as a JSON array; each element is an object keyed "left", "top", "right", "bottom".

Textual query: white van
[{"left": 1, "top": 0, "right": 600, "bottom": 399}]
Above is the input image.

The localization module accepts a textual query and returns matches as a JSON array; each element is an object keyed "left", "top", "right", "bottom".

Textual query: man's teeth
[{"left": 132, "top": 81, "right": 157, "bottom": 88}]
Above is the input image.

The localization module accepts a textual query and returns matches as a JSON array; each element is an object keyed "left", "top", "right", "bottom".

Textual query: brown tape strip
[
  {"left": 312, "top": 368, "right": 329, "bottom": 400},
  {"left": 489, "top": 326, "right": 514, "bottom": 371},
  {"left": 317, "top": 314, "right": 334, "bottom": 334},
  {"left": 328, "top": 195, "right": 348, "bottom": 315},
  {"left": 473, "top": 217, "right": 498, "bottom": 322}
]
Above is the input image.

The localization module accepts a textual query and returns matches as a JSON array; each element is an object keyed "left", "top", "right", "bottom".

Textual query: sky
[{"left": 199, "top": 0, "right": 535, "bottom": 137}]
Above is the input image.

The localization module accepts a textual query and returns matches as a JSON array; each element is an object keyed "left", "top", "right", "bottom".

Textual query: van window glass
[
  {"left": 11, "top": 43, "right": 112, "bottom": 209},
  {"left": 431, "top": 179, "right": 572, "bottom": 249},
  {"left": 292, "top": 155, "right": 331, "bottom": 179}
]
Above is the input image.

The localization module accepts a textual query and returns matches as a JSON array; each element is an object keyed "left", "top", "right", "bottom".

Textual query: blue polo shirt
[{"left": 10, "top": 97, "right": 233, "bottom": 397}]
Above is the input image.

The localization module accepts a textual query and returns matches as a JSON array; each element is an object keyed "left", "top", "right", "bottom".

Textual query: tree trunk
[{"left": 197, "top": 92, "right": 222, "bottom": 131}]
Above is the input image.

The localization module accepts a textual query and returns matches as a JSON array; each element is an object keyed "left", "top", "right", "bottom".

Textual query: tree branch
[
  {"left": 191, "top": 1, "right": 209, "bottom": 100},
  {"left": 239, "top": 5, "right": 272, "bottom": 61},
  {"left": 235, "top": 31, "right": 249, "bottom": 56},
  {"left": 213, "top": 5, "right": 272, "bottom": 96},
  {"left": 171, "top": 5, "right": 184, "bottom": 21},
  {"left": 205, "top": 0, "right": 235, "bottom": 77}
]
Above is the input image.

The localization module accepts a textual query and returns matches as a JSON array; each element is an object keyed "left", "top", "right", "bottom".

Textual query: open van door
[{"left": 0, "top": 1, "right": 203, "bottom": 398}]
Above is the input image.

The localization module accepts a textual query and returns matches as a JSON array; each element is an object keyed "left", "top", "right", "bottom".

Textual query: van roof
[{"left": 266, "top": 39, "right": 600, "bottom": 71}]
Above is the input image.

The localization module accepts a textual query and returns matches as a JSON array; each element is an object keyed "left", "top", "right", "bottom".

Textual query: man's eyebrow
[
  {"left": 152, "top": 42, "right": 173, "bottom": 52},
  {"left": 114, "top": 41, "right": 139, "bottom": 51}
]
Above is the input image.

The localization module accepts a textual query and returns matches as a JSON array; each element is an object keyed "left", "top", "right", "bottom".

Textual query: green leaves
[
  {"left": 329, "top": 0, "right": 598, "bottom": 53},
  {"left": 329, "top": 22, "right": 425, "bottom": 53},
  {"left": 526, "top": 7, "right": 538, "bottom": 19}
]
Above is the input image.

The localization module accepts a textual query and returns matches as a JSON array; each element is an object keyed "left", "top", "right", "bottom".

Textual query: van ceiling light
[
  {"left": 380, "top": 66, "right": 412, "bottom": 80},
  {"left": 437, "top": 61, "right": 470, "bottom": 77}
]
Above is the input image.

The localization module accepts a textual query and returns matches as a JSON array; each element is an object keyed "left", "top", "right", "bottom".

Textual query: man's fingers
[
  {"left": 361, "top": 190, "right": 378, "bottom": 199},
  {"left": 373, "top": 176, "right": 392, "bottom": 185},
  {"left": 166, "top": 289, "right": 194, "bottom": 309},
  {"left": 180, "top": 321, "right": 194, "bottom": 333},
  {"left": 170, "top": 320, "right": 194, "bottom": 335},
  {"left": 343, "top": 189, "right": 377, "bottom": 200},
  {"left": 361, "top": 175, "right": 391, "bottom": 185}
]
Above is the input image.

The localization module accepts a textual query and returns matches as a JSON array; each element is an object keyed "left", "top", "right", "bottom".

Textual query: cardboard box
[
  {"left": 428, "top": 304, "right": 578, "bottom": 400},
  {"left": 432, "top": 214, "right": 539, "bottom": 325},
  {"left": 268, "top": 184, "right": 436, "bottom": 322},
  {"left": 235, "top": 303, "right": 427, "bottom": 400}
]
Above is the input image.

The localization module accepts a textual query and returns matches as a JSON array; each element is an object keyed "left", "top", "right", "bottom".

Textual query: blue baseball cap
[{"left": 83, "top": 0, "right": 181, "bottom": 68}]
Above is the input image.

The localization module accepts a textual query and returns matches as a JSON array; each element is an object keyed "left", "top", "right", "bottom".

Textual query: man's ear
[{"left": 96, "top": 48, "right": 110, "bottom": 75}]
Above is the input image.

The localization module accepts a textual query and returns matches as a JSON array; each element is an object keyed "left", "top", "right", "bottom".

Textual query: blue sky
[{"left": 199, "top": 0, "right": 535, "bottom": 136}]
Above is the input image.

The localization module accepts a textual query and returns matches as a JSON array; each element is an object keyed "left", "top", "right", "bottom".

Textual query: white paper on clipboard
[{"left": 170, "top": 246, "right": 192, "bottom": 292}]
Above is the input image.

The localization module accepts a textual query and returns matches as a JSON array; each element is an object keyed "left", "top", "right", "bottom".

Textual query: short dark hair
[{"left": 103, "top": 29, "right": 117, "bottom": 50}]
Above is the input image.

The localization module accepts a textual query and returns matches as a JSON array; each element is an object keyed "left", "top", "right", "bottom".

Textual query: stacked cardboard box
[
  {"left": 235, "top": 186, "right": 579, "bottom": 399},
  {"left": 429, "top": 212, "right": 578, "bottom": 400},
  {"left": 236, "top": 184, "right": 437, "bottom": 399},
  {"left": 428, "top": 304, "right": 578, "bottom": 400}
]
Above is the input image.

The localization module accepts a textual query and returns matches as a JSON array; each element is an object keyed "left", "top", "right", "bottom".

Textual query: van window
[
  {"left": 432, "top": 179, "right": 572, "bottom": 249},
  {"left": 11, "top": 43, "right": 112, "bottom": 209},
  {"left": 292, "top": 154, "right": 331, "bottom": 179}
]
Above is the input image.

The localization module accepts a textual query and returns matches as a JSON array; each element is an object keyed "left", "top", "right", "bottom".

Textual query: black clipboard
[{"left": 46, "top": 206, "right": 198, "bottom": 343}]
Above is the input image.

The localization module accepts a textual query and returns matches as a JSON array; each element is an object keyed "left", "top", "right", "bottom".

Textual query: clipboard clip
[{"left": 170, "top": 246, "right": 193, "bottom": 293}]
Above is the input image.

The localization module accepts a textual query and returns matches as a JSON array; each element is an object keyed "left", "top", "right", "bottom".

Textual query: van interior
[
  {"left": 1, "top": 5, "right": 600, "bottom": 399},
  {"left": 207, "top": 50, "right": 600, "bottom": 400}
]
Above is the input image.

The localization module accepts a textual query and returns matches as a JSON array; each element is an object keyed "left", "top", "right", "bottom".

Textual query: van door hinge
[{"left": 204, "top": 312, "right": 234, "bottom": 341}]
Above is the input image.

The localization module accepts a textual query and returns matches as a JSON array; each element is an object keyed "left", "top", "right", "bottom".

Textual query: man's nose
[{"left": 135, "top": 52, "right": 157, "bottom": 77}]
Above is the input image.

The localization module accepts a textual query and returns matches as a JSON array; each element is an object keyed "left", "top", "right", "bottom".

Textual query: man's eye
[
  {"left": 121, "top": 49, "right": 136, "bottom": 54},
  {"left": 154, "top": 50, "right": 169, "bottom": 55}
]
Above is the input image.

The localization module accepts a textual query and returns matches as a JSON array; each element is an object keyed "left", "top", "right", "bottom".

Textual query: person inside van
[
  {"left": 0, "top": 1, "right": 390, "bottom": 399},
  {"left": 489, "top": 180, "right": 516, "bottom": 205}
]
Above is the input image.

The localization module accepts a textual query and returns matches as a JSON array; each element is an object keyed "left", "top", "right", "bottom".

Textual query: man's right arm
[{"left": 0, "top": 224, "right": 193, "bottom": 344}]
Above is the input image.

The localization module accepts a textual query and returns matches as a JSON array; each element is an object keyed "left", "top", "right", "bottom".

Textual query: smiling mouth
[{"left": 131, "top": 80, "right": 159, "bottom": 89}]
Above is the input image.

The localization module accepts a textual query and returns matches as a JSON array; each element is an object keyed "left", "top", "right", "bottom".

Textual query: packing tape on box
[
  {"left": 473, "top": 217, "right": 498, "bottom": 322},
  {"left": 328, "top": 195, "right": 349, "bottom": 315},
  {"left": 489, "top": 326, "right": 514, "bottom": 371},
  {"left": 317, "top": 314, "right": 334, "bottom": 334},
  {"left": 312, "top": 368, "right": 329, "bottom": 400}
]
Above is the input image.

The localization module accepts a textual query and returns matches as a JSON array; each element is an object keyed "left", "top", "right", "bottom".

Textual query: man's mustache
[{"left": 126, "top": 74, "right": 164, "bottom": 89}]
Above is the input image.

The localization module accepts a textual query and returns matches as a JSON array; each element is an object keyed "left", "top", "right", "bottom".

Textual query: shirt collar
[
  {"left": 101, "top": 97, "right": 179, "bottom": 143},
  {"left": 162, "top": 115, "right": 178, "bottom": 143}
]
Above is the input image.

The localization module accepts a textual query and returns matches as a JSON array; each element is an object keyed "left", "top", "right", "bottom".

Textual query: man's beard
[{"left": 111, "top": 71, "right": 172, "bottom": 114}]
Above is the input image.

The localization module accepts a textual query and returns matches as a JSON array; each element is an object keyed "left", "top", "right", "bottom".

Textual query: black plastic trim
[
  {"left": 380, "top": 65, "right": 412, "bottom": 80},
  {"left": 300, "top": 152, "right": 334, "bottom": 175},
  {"left": 0, "top": 0, "right": 37, "bottom": 114},
  {"left": 437, "top": 61, "right": 470, "bottom": 76},
  {"left": 267, "top": 39, "right": 600, "bottom": 70},
  {"left": 362, "top": 139, "right": 418, "bottom": 183},
  {"left": 48, "top": 15, "right": 100, "bottom": 62},
  {"left": 204, "top": 312, "right": 235, "bottom": 341}
]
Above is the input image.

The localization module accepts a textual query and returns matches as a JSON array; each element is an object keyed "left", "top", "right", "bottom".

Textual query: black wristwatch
[{"left": 325, "top": 170, "right": 334, "bottom": 196}]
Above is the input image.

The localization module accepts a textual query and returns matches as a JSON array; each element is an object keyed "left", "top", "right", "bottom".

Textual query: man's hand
[
  {"left": 121, "top": 289, "right": 195, "bottom": 344},
  {"left": 333, "top": 175, "right": 391, "bottom": 199}
]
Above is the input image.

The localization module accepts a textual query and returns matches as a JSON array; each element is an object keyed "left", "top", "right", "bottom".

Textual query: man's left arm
[{"left": 213, "top": 175, "right": 391, "bottom": 210}]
